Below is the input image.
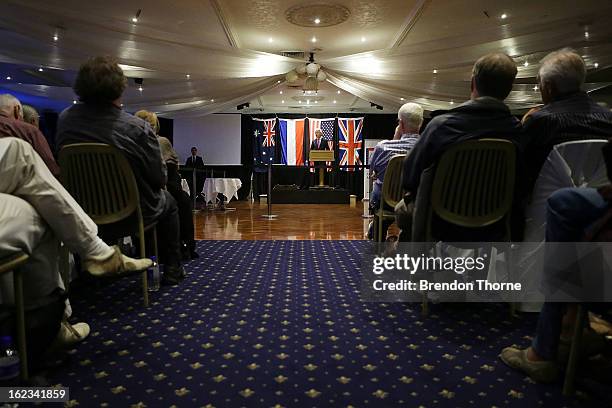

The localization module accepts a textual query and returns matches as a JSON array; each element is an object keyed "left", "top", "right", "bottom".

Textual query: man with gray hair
[
  {"left": 0, "top": 94, "right": 59, "bottom": 176},
  {"left": 369, "top": 102, "right": 423, "bottom": 211},
  {"left": 522, "top": 49, "right": 612, "bottom": 191},
  {"left": 22, "top": 104, "right": 40, "bottom": 129}
]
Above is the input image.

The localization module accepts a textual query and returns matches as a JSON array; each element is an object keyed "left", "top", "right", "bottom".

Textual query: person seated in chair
[
  {"left": 522, "top": 49, "right": 612, "bottom": 193},
  {"left": 0, "top": 137, "right": 151, "bottom": 370},
  {"left": 0, "top": 94, "right": 59, "bottom": 177},
  {"left": 501, "top": 139, "right": 612, "bottom": 383},
  {"left": 395, "top": 53, "right": 522, "bottom": 241},
  {"left": 21, "top": 105, "right": 40, "bottom": 129},
  {"left": 135, "top": 110, "right": 198, "bottom": 260},
  {"left": 56, "top": 56, "right": 185, "bottom": 285}
]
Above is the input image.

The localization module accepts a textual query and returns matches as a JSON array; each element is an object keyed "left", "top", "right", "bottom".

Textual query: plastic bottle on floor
[
  {"left": 147, "top": 256, "right": 161, "bottom": 292},
  {"left": 0, "top": 336, "right": 20, "bottom": 384}
]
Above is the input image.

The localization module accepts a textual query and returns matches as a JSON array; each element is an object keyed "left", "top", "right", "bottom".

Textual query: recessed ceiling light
[
  {"left": 306, "top": 100, "right": 310, "bottom": 104},
  {"left": 584, "top": 31, "right": 589, "bottom": 39},
  {"left": 594, "top": 62, "right": 599, "bottom": 68},
  {"left": 314, "top": 18, "right": 321, "bottom": 24},
  {"left": 279, "top": 90, "right": 283, "bottom": 94},
  {"left": 501, "top": 13, "right": 507, "bottom": 19},
  {"left": 337, "top": 90, "right": 341, "bottom": 94},
  {"left": 120, "top": 103, "right": 124, "bottom": 107},
  {"left": 38, "top": 67, "right": 43, "bottom": 72},
  {"left": 433, "top": 69, "right": 438, "bottom": 74},
  {"left": 53, "top": 34, "right": 59, "bottom": 41},
  {"left": 311, "top": 37, "right": 317, "bottom": 43},
  {"left": 533, "top": 85, "right": 538, "bottom": 91},
  {"left": 72, "top": 100, "right": 77, "bottom": 104},
  {"left": 361, "top": 37, "right": 366, "bottom": 42},
  {"left": 131, "top": 17, "right": 138, "bottom": 23},
  {"left": 138, "top": 86, "right": 143, "bottom": 92},
  {"left": 277, "top": 80, "right": 281, "bottom": 83},
  {"left": 400, "top": 97, "right": 405, "bottom": 101},
  {"left": 281, "top": 100, "right": 285, "bottom": 103},
  {"left": 523, "top": 61, "right": 529, "bottom": 67},
  {"left": 333, "top": 100, "right": 337, "bottom": 104},
  {"left": 211, "top": 99, "right": 215, "bottom": 102},
  {"left": 299, "top": 100, "right": 302, "bottom": 103},
  {"left": 5, "top": 76, "right": 11, "bottom": 80},
  {"left": 450, "top": 101, "right": 454, "bottom": 105},
  {"left": 314, "top": 100, "right": 318, "bottom": 103},
  {"left": 186, "top": 74, "right": 190, "bottom": 79},
  {"left": 268, "top": 38, "right": 273, "bottom": 43}
]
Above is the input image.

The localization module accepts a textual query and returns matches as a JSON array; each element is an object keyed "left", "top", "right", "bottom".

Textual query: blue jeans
[
  {"left": 531, "top": 187, "right": 610, "bottom": 360},
  {"left": 370, "top": 182, "right": 382, "bottom": 212}
]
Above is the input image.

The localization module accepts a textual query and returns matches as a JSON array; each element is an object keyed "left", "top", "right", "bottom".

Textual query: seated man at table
[{"left": 56, "top": 56, "right": 184, "bottom": 284}]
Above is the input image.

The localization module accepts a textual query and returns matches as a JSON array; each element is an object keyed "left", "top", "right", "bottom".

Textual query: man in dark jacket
[
  {"left": 522, "top": 49, "right": 612, "bottom": 193},
  {"left": 396, "top": 53, "right": 522, "bottom": 240},
  {"left": 56, "top": 56, "right": 184, "bottom": 284}
]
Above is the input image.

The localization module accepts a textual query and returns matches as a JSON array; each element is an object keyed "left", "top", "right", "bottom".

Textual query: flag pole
[{"left": 261, "top": 162, "right": 278, "bottom": 219}]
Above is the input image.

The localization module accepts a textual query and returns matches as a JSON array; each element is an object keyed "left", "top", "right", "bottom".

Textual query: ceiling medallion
[{"left": 285, "top": 3, "right": 350, "bottom": 27}]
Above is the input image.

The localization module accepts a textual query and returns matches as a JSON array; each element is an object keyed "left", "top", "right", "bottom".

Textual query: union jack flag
[
  {"left": 338, "top": 117, "right": 363, "bottom": 171},
  {"left": 262, "top": 119, "right": 276, "bottom": 147}
]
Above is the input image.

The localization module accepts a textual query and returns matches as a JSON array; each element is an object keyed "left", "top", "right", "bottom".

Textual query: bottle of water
[
  {"left": 0, "top": 336, "right": 20, "bottom": 383},
  {"left": 147, "top": 256, "right": 161, "bottom": 292}
]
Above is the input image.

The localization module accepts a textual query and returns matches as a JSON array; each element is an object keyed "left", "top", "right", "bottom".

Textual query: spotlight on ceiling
[
  {"left": 132, "top": 9, "right": 142, "bottom": 23},
  {"left": 314, "top": 18, "right": 321, "bottom": 24},
  {"left": 370, "top": 102, "right": 383, "bottom": 110},
  {"left": 237, "top": 102, "right": 250, "bottom": 110},
  {"left": 311, "top": 37, "right": 317, "bottom": 43},
  {"left": 53, "top": 33, "right": 59, "bottom": 41},
  {"left": 594, "top": 62, "right": 599, "bottom": 68},
  {"left": 501, "top": 13, "right": 507, "bottom": 19}
]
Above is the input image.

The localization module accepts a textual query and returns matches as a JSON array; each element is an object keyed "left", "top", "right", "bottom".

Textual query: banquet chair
[
  {"left": 375, "top": 155, "right": 406, "bottom": 242},
  {"left": 413, "top": 139, "right": 517, "bottom": 315},
  {"left": 59, "top": 143, "right": 157, "bottom": 307},
  {"left": 0, "top": 251, "right": 30, "bottom": 381}
]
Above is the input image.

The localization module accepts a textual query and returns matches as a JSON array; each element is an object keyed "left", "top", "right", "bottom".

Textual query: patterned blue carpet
[{"left": 47, "top": 241, "right": 610, "bottom": 407}]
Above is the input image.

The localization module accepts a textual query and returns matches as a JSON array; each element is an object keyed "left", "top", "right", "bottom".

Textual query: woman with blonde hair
[{"left": 135, "top": 110, "right": 198, "bottom": 259}]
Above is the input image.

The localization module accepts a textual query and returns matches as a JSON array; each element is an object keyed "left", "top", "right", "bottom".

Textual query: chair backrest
[
  {"left": 381, "top": 154, "right": 406, "bottom": 209},
  {"left": 59, "top": 143, "right": 141, "bottom": 225},
  {"left": 430, "top": 138, "right": 516, "bottom": 228},
  {"left": 552, "top": 139, "right": 609, "bottom": 188}
]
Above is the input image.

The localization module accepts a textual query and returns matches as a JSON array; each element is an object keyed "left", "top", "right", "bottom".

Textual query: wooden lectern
[{"left": 309, "top": 150, "right": 335, "bottom": 187}]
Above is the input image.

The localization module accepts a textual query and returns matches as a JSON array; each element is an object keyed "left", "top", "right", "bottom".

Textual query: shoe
[
  {"left": 162, "top": 265, "right": 185, "bottom": 285},
  {"left": 50, "top": 321, "right": 90, "bottom": 350},
  {"left": 500, "top": 346, "right": 559, "bottom": 383},
  {"left": 83, "top": 246, "right": 152, "bottom": 277}
]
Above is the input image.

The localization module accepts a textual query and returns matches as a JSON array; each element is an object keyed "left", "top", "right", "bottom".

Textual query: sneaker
[
  {"left": 83, "top": 246, "right": 152, "bottom": 277},
  {"left": 50, "top": 321, "right": 90, "bottom": 350},
  {"left": 500, "top": 346, "right": 559, "bottom": 383}
]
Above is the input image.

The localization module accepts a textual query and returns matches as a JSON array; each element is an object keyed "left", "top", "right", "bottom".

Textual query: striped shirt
[{"left": 370, "top": 133, "right": 419, "bottom": 185}]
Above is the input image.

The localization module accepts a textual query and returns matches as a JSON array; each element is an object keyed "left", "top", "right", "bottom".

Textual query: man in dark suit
[
  {"left": 310, "top": 130, "right": 328, "bottom": 151},
  {"left": 184, "top": 146, "right": 205, "bottom": 199}
]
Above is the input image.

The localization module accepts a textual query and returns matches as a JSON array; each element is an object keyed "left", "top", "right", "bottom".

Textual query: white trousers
[{"left": 0, "top": 137, "right": 111, "bottom": 308}]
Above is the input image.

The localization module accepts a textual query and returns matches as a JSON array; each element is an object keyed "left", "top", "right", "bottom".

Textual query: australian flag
[{"left": 253, "top": 118, "right": 276, "bottom": 169}]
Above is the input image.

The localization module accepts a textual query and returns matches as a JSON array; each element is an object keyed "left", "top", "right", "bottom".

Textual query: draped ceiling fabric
[{"left": 0, "top": 0, "right": 611, "bottom": 117}]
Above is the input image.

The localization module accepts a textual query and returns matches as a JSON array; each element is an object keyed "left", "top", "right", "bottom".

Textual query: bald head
[
  {"left": 471, "top": 53, "right": 517, "bottom": 100},
  {"left": 538, "top": 49, "right": 586, "bottom": 104},
  {"left": 0, "top": 94, "right": 22, "bottom": 120}
]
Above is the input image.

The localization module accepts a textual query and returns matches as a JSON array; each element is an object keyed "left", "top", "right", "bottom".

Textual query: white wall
[{"left": 173, "top": 114, "right": 242, "bottom": 165}]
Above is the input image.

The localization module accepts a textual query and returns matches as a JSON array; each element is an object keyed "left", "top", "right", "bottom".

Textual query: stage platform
[{"left": 271, "top": 186, "right": 350, "bottom": 204}]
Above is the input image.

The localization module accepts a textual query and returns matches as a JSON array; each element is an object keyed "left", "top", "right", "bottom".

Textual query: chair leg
[
  {"left": 13, "top": 270, "right": 28, "bottom": 381},
  {"left": 421, "top": 292, "right": 429, "bottom": 317},
  {"left": 377, "top": 212, "right": 383, "bottom": 243},
  {"left": 139, "top": 232, "right": 149, "bottom": 308},
  {"left": 563, "top": 305, "right": 586, "bottom": 396}
]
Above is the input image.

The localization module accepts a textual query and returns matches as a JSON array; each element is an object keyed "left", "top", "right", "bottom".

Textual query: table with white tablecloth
[{"left": 203, "top": 178, "right": 242, "bottom": 204}]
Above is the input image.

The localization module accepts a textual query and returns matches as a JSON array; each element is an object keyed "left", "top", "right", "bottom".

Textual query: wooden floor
[{"left": 194, "top": 201, "right": 369, "bottom": 240}]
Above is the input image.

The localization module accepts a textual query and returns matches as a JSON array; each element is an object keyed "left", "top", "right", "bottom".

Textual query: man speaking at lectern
[
  {"left": 310, "top": 130, "right": 329, "bottom": 151},
  {"left": 185, "top": 146, "right": 205, "bottom": 200}
]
